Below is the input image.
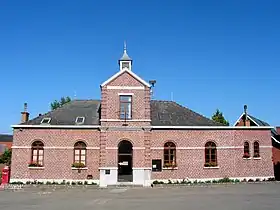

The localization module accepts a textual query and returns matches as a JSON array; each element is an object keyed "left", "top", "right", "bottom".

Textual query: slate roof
[
  {"left": 0, "top": 134, "right": 13, "bottom": 142},
  {"left": 21, "top": 100, "right": 221, "bottom": 126},
  {"left": 248, "top": 114, "right": 278, "bottom": 136}
]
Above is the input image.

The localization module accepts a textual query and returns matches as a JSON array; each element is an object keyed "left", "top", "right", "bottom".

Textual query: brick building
[
  {"left": 234, "top": 108, "right": 280, "bottom": 180},
  {"left": 0, "top": 134, "right": 13, "bottom": 154},
  {"left": 10, "top": 46, "right": 274, "bottom": 187}
]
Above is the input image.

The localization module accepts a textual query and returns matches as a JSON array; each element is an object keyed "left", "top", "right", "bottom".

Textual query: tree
[
  {"left": 212, "top": 109, "right": 229, "bottom": 126},
  {"left": 0, "top": 149, "right": 12, "bottom": 166},
  {"left": 51, "top": 96, "right": 71, "bottom": 110}
]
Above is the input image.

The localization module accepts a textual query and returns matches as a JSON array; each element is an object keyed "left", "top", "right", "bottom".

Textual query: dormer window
[
  {"left": 41, "top": 118, "right": 51, "bottom": 124},
  {"left": 75, "top": 116, "right": 85, "bottom": 125}
]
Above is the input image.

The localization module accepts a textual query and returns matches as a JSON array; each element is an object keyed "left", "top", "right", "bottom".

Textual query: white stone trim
[
  {"left": 106, "top": 86, "right": 145, "bottom": 90},
  {"left": 118, "top": 93, "right": 134, "bottom": 95},
  {"left": 12, "top": 146, "right": 100, "bottom": 150},
  {"left": 101, "top": 69, "right": 151, "bottom": 87},
  {"left": 151, "top": 146, "right": 271, "bottom": 150},
  {"left": 98, "top": 167, "right": 118, "bottom": 170},
  {"left": 243, "top": 157, "right": 252, "bottom": 160},
  {"left": 9, "top": 178, "right": 99, "bottom": 185},
  {"left": 151, "top": 126, "right": 273, "bottom": 130},
  {"left": 11, "top": 125, "right": 101, "bottom": 129},
  {"left": 100, "top": 119, "right": 151, "bottom": 122},
  {"left": 71, "top": 167, "right": 88, "bottom": 170},
  {"left": 105, "top": 147, "right": 118, "bottom": 150},
  {"left": 163, "top": 167, "right": 178, "bottom": 170},
  {"left": 253, "top": 157, "right": 262, "bottom": 160},
  {"left": 28, "top": 167, "right": 45, "bottom": 170},
  {"left": 133, "top": 147, "right": 145, "bottom": 150}
]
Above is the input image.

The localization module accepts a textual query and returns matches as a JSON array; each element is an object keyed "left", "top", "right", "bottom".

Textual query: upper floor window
[
  {"left": 243, "top": 141, "right": 250, "bottom": 158},
  {"left": 41, "top": 118, "right": 51, "bottom": 124},
  {"left": 120, "top": 95, "right": 132, "bottom": 120},
  {"left": 30, "top": 141, "right": 44, "bottom": 167},
  {"left": 205, "top": 141, "right": 217, "bottom": 167},
  {"left": 163, "top": 142, "right": 176, "bottom": 168},
  {"left": 75, "top": 116, "right": 85, "bottom": 125},
  {"left": 253, "top": 141, "right": 260, "bottom": 158}
]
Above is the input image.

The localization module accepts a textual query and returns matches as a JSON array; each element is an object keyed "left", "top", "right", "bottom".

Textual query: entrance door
[{"left": 118, "top": 140, "right": 133, "bottom": 182}]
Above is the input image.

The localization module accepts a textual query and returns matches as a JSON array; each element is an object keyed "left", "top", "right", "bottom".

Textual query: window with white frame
[
  {"left": 120, "top": 95, "right": 132, "bottom": 119},
  {"left": 75, "top": 116, "right": 85, "bottom": 125},
  {"left": 41, "top": 118, "right": 51, "bottom": 124}
]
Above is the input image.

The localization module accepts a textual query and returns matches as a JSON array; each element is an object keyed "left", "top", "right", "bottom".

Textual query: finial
[{"left": 124, "top": 41, "right": 127, "bottom": 52}]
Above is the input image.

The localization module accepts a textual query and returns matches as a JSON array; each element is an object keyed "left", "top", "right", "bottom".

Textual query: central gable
[{"left": 101, "top": 69, "right": 150, "bottom": 87}]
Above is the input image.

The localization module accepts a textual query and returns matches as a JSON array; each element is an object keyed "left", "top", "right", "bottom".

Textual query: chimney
[
  {"left": 244, "top": 105, "right": 250, "bottom": 127},
  {"left": 21, "top": 103, "right": 30, "bottom": 123}
]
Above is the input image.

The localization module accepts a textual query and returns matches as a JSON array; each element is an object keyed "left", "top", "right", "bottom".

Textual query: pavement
[{"left": 0, "top": 183, "right": 280, "bottom": 210}]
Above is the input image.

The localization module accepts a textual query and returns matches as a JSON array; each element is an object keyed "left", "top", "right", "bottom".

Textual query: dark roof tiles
[{"left": 22, "top": 99, "right": 222, "bottom": 126}]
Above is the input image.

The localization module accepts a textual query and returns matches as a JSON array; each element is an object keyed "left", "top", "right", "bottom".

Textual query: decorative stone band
[
  {"left": 12, "top": 146, "right": 100, "bottom": 150},
  {"left": 151, "top": 146, "right": 272, "bottom": 150},
  {"left": 11, "top": 145, "right": 272, "bottom": 150},
  {"left": 100, "top": 119, "right": 151, "bottom": 122}
]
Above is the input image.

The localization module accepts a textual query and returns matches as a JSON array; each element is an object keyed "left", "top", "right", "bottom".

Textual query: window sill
[
  {"left": 28, "top": 167, "right": 44, "bottom": 170},
  {"left": 163, "top": 167, "right": 178, "bottom": 170},
  {"left": 243, "top": 157, "right": 252, "bottom": 160},
  {"left": 71, "top": 167, "right": 88, "bottom": 170},
  {"left": 203, "top": 166, "right": 219, "bottom": 169},
  {"left": 253, "top": 157, "right": 261, "bottom": 160}
]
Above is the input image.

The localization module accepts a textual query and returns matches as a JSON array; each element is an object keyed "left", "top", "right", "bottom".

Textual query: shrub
[
  {"left": 248, "top": 179, "right": 254, "bottom": 182},
  {"left": 26, "top": 181, "right": 31, "bottom": 185},
  {"left": 46, "top": 181, "right": 52, "bottom": 185},
  {"left": 71, "top": 181, "right": 76, "bottom": 185},
  {"left": 66, "top": 181, "right": 71, "bottom": 185},
  {"left": 212, "top": 180, "right": 218, "bottom": 183},
  {"left": 218, "top": 177, "right": 231, "bottom": 183},
  {"left": 168, "top": 179, "right": 172, "bottom": 184},
  {"left": 193, "top": 180, "right": 198, "bottom": 184},
  {"left": 77, "top": 181, "right": 83, "bottom": 185},
  {"left": 267, "top": 177, "right": 275, "bottom": 181},
  {"left": 234, "top": 179, "right": 240, "bottom": 183},
  {"left": 205, "top": 180, "right": 211, "bottom": 184},
  {"left": 84, "top": 181, "right": 88, "bottom": 185},
  {"left": 242, "top": 179, "right": 247, "bottom": 182},
  {"left": 255, "top": 178, "right": 260, "bottom": 182},
  {"left": 180, "top": 179, "right": 187, "bottom": 184}
]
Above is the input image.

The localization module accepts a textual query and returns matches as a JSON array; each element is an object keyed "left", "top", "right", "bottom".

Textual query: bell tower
[{"left": 118, "top": 42, "right": 132, "bottom": 71}]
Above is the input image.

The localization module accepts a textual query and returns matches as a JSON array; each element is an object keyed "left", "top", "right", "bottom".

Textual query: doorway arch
[{"left": 118, "top": 140, "right": 133, "bottom": 182}]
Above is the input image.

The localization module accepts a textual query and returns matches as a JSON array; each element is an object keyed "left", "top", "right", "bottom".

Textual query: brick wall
[{"left": 11, "top": 129, "right": 100, "bottom": 180}]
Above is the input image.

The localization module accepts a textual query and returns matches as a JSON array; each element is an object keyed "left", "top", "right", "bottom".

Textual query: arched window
[
  {"left": 243, "top": 142, "right": 250, "bottom": 158},
  {"left": 31, "top": 141, "right": 44, "bottom": 167},
  {"left": 205, "top": 141, "right": 217, "bottom": 167},
  {"left": 164, "top": 142, "right": 176, "bottom": 168},
  {"left": 73, "top": 141, "right": 87, "bottom": 166},
  {"left": 253, "top": 141, "right": 260, "bottom": 158}
]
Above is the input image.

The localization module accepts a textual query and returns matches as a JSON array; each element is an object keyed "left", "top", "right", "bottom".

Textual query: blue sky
[{"left": 1, "top": 0, "right": 279, "bottom": 133}]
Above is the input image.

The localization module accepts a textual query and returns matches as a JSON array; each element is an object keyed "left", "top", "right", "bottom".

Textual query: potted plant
[
  {"left": 253, "top": 153, "right": 260, "bottom": 158},
  {"left": 28, "top": 161, "right": 43, "bottom": 167},
  {"left": 204, "top": 162, "right": 217, "bottom": 167},
  {"left": 72, "top": 162, "right": 85, "bottom": 168},
  {"left": 243, "top": 152, "right": 250, "bottom": 158},
  {"left": 164, "top": 162, "right": 177, "bottom": 168}
]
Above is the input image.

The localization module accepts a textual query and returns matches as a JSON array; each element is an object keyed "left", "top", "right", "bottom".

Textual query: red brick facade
[{"left": 10, "top": 68, "right": 275, "bottom": 185}]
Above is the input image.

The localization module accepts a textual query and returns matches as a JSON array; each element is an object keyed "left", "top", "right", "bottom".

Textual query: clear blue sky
[{"left": 1, "top": 0, "right": 279, "bottom": 134}]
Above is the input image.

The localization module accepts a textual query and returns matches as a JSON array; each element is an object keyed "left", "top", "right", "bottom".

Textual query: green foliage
[
  {"left": 0, "top": 149, "right": 12, "bottom": 165},
  {"left": 212, "top": 109, "right": 229, "bottom": 126},
  {"left": 51, "top": 96, "right": 71, "bottom": 110}
]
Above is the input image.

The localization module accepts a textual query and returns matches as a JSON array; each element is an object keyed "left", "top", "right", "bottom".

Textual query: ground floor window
[{"left": 205, "top": 141, "right": 217, "bottom": 167}]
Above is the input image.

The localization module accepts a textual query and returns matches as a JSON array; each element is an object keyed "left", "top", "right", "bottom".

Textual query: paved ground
[{"left": 0, "top": 183, "right": 280, "bottom": 210}]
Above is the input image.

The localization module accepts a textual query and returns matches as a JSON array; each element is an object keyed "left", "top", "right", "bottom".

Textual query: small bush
[
  {"left": 248, "top": 179, "right": 254, "bottom": 182},
  {"left": 212, "top": 180, "right": 218, "bottom": 183},
  {"left": 66, "top": 181, "right": 71, "bottom": 185},
  {"left": 193, "top": 180, "right": 198, "bottom": 184},
  {"left": 84, "top": 181, "right": 88, "bottom": 185},
  {"left": 181, "top": 179, "right": 187, "bottom": 184},
  {"left": 77, "top": 181, "right": 83, "bottom": 185},
  {"left": 168, "top": 179, "right": 172, "bottom": 184},
  {"left": 218, "top": 177, "right": 231, "bottom": 183},
  {"left": 255, "top": 178, "right": 260, "bottom": 182},
  {"left": 26, "top": 181, "right": 31, "bottom": 185},
  {"left": 205, "top": 180, "right": 211, "bottom": 184},
  {"left": 267, "top": 177, "right": 275, "bottom": 181},
  {"left": 242, "top": 179, "right": 247, "bottom": 182},
  {"left": 71, "top": 181, "right": 76, "bottom": 185},
  {"left": 234, "top": 179, "right": 240, "bottom": 183},
  {"left": 46, "top": 181, "right": 52, "bottom": 185}
]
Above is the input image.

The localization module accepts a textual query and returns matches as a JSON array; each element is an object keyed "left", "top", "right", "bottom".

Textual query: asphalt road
[{"left": 0, "top": 183, "right": 279, "bottom": 210}]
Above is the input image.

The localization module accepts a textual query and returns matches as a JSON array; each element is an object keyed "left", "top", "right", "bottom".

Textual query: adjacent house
[
  {"left": 10, "top": 46, "right": 274, "bottom": 187},
  {"left": 234, "top": 107, "right": 280, "bottom": 180},
  {"left": 0, "top": 134, "right": 13, "bottom": 154}
]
